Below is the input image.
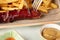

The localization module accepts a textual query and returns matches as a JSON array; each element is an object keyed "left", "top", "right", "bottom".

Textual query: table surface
[{"left": 0, "top": 23, "right": 60, "bottom": 40}]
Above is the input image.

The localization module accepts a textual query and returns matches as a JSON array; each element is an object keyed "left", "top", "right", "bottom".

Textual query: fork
[{"left": 32, "top": 0, "right": 43, "bottom": 10}]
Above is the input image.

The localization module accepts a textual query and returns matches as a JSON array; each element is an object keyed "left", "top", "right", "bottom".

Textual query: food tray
[{"left": 0, "top": 0, "right": 60, "bottom": 28}]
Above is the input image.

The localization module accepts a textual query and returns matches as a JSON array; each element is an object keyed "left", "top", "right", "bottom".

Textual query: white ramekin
[{"left": 40, "top": 24, "right": 60, "bottom": 40}]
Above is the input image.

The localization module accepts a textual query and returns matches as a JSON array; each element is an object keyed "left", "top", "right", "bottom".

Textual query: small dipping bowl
[{"left": 40, "top": 24, "right": 60, "bottom": 40}]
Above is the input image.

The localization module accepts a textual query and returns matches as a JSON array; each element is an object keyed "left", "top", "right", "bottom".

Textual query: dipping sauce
[
  {"left": 42, "top": 28, "right": 60, "bottom": 40},
  {"left": 6, "top": 37, "right": 15, "bottom": 40}
]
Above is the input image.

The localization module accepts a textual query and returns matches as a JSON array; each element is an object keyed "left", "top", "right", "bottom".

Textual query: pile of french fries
[
  {"left": 38, "top": 0, "right": 58, "bottom": 13},
  {"left": 0, "top": 0, "right": 58, "bottom": 13},
  {"left": 0, "top": 0, "right": 24, "bottom": 12}
]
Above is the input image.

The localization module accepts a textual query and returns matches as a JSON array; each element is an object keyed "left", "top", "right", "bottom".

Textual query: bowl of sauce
[{"left": 40, "top": 24, "right": 60, "bottom": 40}]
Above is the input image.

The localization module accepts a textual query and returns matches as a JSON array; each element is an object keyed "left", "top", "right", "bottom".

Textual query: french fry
[
  {"left": 18, "top": 0, "right": 24, "bottom": 4},
  {"left": 18, "top": 3, "right": 24, "bottom": 9},
  {"left": 12, "top": 3, "right": 19, "bottom": 7},
  {"left": 0, "top": 10, "right": 6, "bottom": 12},
  {"left": 41, "top": 4, "right": 52, "bottom": 10},
  {"left": 0, "top": 0, "right": 18, "bottom": 4},
  {"left": 38, "top": 6, "right": 48, "bottom": 13},
  {"left": 0, "top": 4, "right": 8, "bottom": 7},
  {"left": 2, "top": 7, "right": 18, "bottom": 10},
  {"left": 44, "top": 6, "right": 52, "bottom": 10},
  {"left": 50, "top": 3, "right": 58, "bottom": 9},
  {"left": 43, "top": 0, "right": 52, "bottom": 7}
]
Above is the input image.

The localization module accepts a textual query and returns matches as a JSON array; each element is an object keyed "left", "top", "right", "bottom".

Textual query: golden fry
[
  {"left": 0, "top": 0, "right": 18, "bottom": 4},
  {"left": 43, "top": 0, "right": 52, "bottom": 7},
  {"left": 2, "top": 7, "right": 18, "bottom": 10},
  {"left": 0, "top": 4, "right": 8, "bottom": 7},
  {"left": 56, "top": 38, "right": 60, "bottom": 40},
  {"left": 38, "top": 6, "right": 48, "bottom": 13},
  {"left": 50, "top": 3, "right": 58, "bottom": 9},
  {"left": 18, "top": 3, "right": 24, "bottom": 9},
  {"left": 47, "top": 7, "right": 52, "bottom": 10},
  {"left": 0, "top": 10, "right": 6, "bottom": 12},
  {"left": 12, "top": 3, "right": 19, "bottom": 7}
]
